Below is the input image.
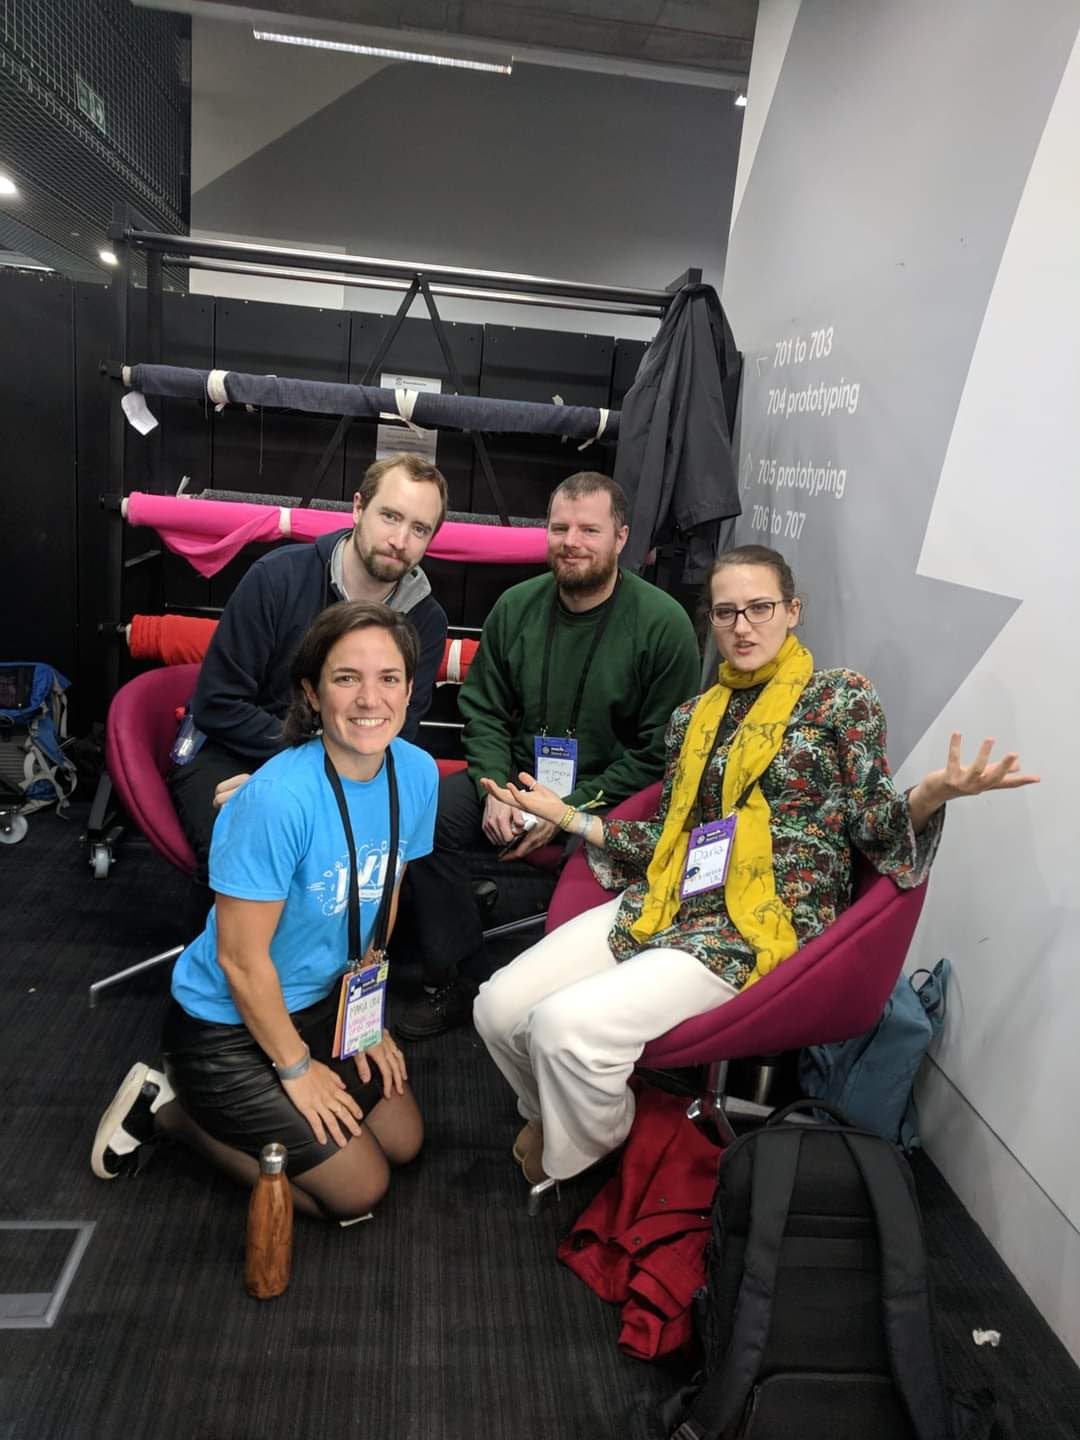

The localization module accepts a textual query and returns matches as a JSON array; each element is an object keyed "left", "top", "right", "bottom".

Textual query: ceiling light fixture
[
  {"left": 252, "top": 29, "right": 513, "bottom": 74},
  {"left": 0, "top": 173, "right": 18, "bottom": 197},
  {"left": 734, "top": 93, "right": 747, "bottom": 107},
  {"left": 99, "top": 249, "right": 118, "bottom": 266}
]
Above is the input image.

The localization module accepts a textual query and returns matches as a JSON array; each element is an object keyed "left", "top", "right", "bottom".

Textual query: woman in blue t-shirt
[{"left": 92, "top": 601, "right": 439, "bottom": 1222}]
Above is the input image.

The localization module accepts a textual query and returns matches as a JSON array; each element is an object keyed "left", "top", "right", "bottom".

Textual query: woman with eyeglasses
[{"left": 474, "top": 545, "right": 1039, "bottom": 1186}]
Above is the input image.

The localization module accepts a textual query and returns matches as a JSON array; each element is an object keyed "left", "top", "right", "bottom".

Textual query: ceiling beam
[{"left": 133, "top": 0, "right": 748, "bottom": 88}]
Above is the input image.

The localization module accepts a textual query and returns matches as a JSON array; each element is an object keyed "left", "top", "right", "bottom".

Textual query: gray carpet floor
[{"left": 0, "top": 806, "right": 1077, "bottom": 1440}]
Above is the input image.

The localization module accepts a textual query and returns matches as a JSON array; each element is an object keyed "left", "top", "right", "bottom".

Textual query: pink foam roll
[{"left": 124, "top": 492, "right": 547, "bottom": 577}]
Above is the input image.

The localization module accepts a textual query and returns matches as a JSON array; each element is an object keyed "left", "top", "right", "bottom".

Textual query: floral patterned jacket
[{"left": 588, "top": 669, "right": 943, "bottom": 987}]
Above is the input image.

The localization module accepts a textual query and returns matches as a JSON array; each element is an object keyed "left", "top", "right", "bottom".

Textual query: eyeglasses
[{"left": 708, "top": 600, "right": 782, "bottom": 629}]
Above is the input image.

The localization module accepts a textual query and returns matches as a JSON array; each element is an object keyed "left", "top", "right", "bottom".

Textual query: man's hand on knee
[
  {"left": 482, "top": 794, "right": 525, "bottom": 847},
  {"left": 213, "top": 772, "right": 252, "bottom": 810},
  {"left": 499, "top": 816, "right": 558, "bottom": 861}
]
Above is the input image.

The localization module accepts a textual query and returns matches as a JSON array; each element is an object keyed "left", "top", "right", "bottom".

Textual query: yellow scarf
[{"left": 631, "top": 633, "right": 813, "bottom": 988}]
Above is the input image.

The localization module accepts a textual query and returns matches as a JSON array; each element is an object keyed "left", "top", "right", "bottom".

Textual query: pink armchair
[
  {"left": 546, "top": 781, "right": 927, "bottom": 1142},
  {"left": 89, "top": 664, "right": 199, "bottom": 1005}
]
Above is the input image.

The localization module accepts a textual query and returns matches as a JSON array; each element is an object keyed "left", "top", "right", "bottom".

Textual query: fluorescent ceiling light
[
  {"left": 99, "top": 249, "right": 118, "bottom": 266},
  {"left": 252, "top": 29, "right": 513, "bottom": 74},
  {"left": 734, "top": 92, "right": 747, "bottom": 107},
  {"left": 0, "top": 173, "right": 18, "bottom": 197}
]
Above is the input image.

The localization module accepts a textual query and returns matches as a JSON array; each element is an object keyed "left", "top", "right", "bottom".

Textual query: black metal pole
[
  {"left": 358, "top": 277, "right": 421, "bottom": 386},
  {"left": 145, "top": 249, "right": 163, "bottom": 491},
  {"left": 665, "top": 267, "right": 703, "bottom": 292},
  {"left": 103, "top": 203, "right": 132, "bottom": 700},
  {"left": 297, "top": 278, "right": 422, "bottom": 508},
  {"left": 418, "top": 280, "right": 510, "bottom": 526},
  {"left": 160, "top": 256, "right": 667, "bottom": 318},
  {"left": 144, "top": 248, "right": 167, "bottom": 613},
  {"left": 123, "top": 229, "right": 674, "bottom": 312}
]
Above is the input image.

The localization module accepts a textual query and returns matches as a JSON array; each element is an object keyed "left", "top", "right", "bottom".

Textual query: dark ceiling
[
  {"left": 0, "top": 0, "right": 755, "bottom": 280},
  {"left": 142, "top": 0, "right": 757, "bottom": 83}
]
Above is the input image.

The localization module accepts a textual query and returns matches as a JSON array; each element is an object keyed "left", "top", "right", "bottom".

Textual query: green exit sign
[{"left": 75, "top": 73, "right": 106, "bottom": 133}]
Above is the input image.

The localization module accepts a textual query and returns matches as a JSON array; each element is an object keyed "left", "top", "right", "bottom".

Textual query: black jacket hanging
[{"left": 615, "top": 283, "right": 742, "bottom": 579}]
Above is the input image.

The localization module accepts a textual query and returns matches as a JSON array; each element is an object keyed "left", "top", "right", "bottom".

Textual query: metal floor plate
[{"left": 0, "top": 1221, "right": 95, "bottom": 1329}]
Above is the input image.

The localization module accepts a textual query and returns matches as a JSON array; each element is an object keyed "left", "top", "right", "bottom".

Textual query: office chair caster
[
  {"left": 0, "top": 806, "right": 27, "bottom": 844},
  {"left": 90, "top": 840, "right": 114, "bottom": 878}
]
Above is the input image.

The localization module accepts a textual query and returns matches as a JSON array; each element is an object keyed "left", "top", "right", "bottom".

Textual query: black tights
[{"left": 155, "top": 1089, "right": 423, "bottom": 1221}]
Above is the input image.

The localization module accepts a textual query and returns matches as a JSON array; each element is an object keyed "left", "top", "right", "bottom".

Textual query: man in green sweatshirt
[{"left": 395, "top": 472, "right": 702, "bottom": 1039}]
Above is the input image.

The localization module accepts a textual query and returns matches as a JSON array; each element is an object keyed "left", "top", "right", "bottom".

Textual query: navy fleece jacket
[{"left": 191, "top": 528, "right": 447, "bottom": 761}]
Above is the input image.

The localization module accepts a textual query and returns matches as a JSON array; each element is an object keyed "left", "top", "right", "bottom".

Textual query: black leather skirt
[{"left": 161, "top": 988, "right": 384, "bottom": 1176}]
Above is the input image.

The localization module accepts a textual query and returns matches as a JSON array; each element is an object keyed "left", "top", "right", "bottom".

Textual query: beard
[
  {"left": 549, "top": 548, "right": 618, "bottom": 596},
  {"left": 355, "top": 536, "right": 407, "bottom": 584}
]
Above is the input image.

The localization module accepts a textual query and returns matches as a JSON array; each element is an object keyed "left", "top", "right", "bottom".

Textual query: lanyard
[
  {"left": 322, "top": 746, "right": 399, "bottom": 967},
  {"left": 538, "top": 578, "right": 619, "bottom": 736},
  {"left": 689, "top": 708, "right": 758, "bottom": 827}
]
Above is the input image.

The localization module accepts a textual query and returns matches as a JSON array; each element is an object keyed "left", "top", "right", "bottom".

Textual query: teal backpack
[{"left": 798, "top": 959, "right": 950, "bottom": 1150}]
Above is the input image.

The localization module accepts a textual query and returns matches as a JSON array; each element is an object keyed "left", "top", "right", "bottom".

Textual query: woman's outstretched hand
[
  {"left": 908, "top": 733, "right": 1040, "bottom": 832},
  {"left": 480, "top": 772, "right": 566, "bottom": 827}
]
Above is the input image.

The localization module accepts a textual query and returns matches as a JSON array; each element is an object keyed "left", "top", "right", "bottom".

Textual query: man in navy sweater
[{"left": 168, "top": 453, "right": 449, "bottom": 888}]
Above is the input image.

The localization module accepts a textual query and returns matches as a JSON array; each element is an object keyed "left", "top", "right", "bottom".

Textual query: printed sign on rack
[{"left": 376, "top": 372, "right": 441, "bottom": 465}]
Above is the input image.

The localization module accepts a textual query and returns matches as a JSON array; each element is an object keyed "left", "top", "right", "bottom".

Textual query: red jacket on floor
[{"left": 558, "top": 1084, "right": 724, "bottom": 1360}]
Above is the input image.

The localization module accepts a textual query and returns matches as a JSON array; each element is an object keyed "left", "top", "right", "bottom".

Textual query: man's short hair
[
  {"left": 356, "top": 453, "right": 448, "bottom": 531},
  {"left": 547, "top": 471, "right": 628, "bottom": 532}
]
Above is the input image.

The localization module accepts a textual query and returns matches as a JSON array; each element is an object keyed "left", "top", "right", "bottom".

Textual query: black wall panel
[
  {"left": 211, "top": 299, "right": 349, "bottom": 500},
  {"left": 73, "top": 282, "right": 216, "bottom": 724},
  {"left": 479, "top": 325, "right": 616, "bottom": 515},
  {"left": 347, "top": 312, "right": 483, "bottom": 629},
  {"left": 129, "top": 289, "right": 216, "bottom": 616},
  {"left": 1, "top": 266, "right": 658, "bottom": 728},
  {"left": 346, "top": 313, "right": 480, "bottom": 507},
  {"left": 210, "top": 300, "right": 350, "bottom": 607},
  {"left": 463, "top": 326, "right": 617, "bottom": 628},
  {"left": 127, "top": 289, "right": 216, "bottom": 493},
  {"left": 611, "top": 338, "right": 647, "bottom": 406},
  {"left": 0, "top": 272, "right": 77, "bottom": 681},
  {"left": 73, "top": 280, "right": 114, "bottom": 728}
]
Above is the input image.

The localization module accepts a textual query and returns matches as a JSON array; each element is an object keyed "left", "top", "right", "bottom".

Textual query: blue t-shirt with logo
[{"left": 171, "top": 737, "right": 438, "bottom": 1024}]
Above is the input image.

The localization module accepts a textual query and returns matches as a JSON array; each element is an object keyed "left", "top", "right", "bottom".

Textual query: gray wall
[{"left": 726, "top": 0, "right": 1080, "bottom": 1360}]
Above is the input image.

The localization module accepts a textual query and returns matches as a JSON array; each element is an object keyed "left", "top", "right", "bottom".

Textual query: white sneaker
[{"left": 91, "top": 1063, "right": 175, "bottom": 1179}]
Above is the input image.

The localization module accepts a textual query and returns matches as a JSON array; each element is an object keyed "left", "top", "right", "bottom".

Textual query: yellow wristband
[{"left": 557, "top": 805, "right": 577, "bottom": 832}]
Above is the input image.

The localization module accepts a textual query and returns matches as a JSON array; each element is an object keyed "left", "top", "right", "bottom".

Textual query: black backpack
[{"left": 664, "top": 1101, "right": 1014, "bottom": 1440}]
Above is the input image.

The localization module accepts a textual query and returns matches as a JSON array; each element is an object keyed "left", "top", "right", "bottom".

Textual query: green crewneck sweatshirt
[{"left": 459, "top": 569, "right": 701, "bottom": 809}]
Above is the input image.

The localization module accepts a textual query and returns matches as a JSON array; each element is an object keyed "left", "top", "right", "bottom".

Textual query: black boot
[{"left": 394, "top": 976, "right": 478, "bottom": 1040}]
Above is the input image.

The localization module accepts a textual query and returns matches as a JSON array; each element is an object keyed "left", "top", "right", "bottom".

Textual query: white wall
[
  {"left": 727, "top": 0, "right": 1080, "bottom": 1360},
  {"left": 191, "top": 20, "right": 386, "bottom": 192},
  {"left": 902, "top": 23, "right": 1080, "bottom": 1352},
  {"left": 188, "top": 16, "right": 744, "bottom": 339},
  {"left": 187, "top": 227, "right": 348, "bottom": 309}
]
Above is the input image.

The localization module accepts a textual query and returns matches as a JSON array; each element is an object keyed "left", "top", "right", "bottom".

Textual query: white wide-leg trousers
[{"left": 473, "top": 896, "right": 737, "bottom": 1180}]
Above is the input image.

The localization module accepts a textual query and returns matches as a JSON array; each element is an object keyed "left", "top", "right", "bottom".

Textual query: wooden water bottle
[{"left": 245, "top": 1142, "right": 293, "bottom": 1300}]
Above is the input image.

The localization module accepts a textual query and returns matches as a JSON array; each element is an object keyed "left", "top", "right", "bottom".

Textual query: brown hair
[
  {"left": 708, "top": 544, "right": 797, "bottom": 603},
  {"left": 283, "top": 600, "right": 419, "bottom": 746},
  {"left": 547, "top": 471, "right": 628, "bottom": 531},
  {"left": 356, "top": 452, "right": 448, "bottom": 531}
]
